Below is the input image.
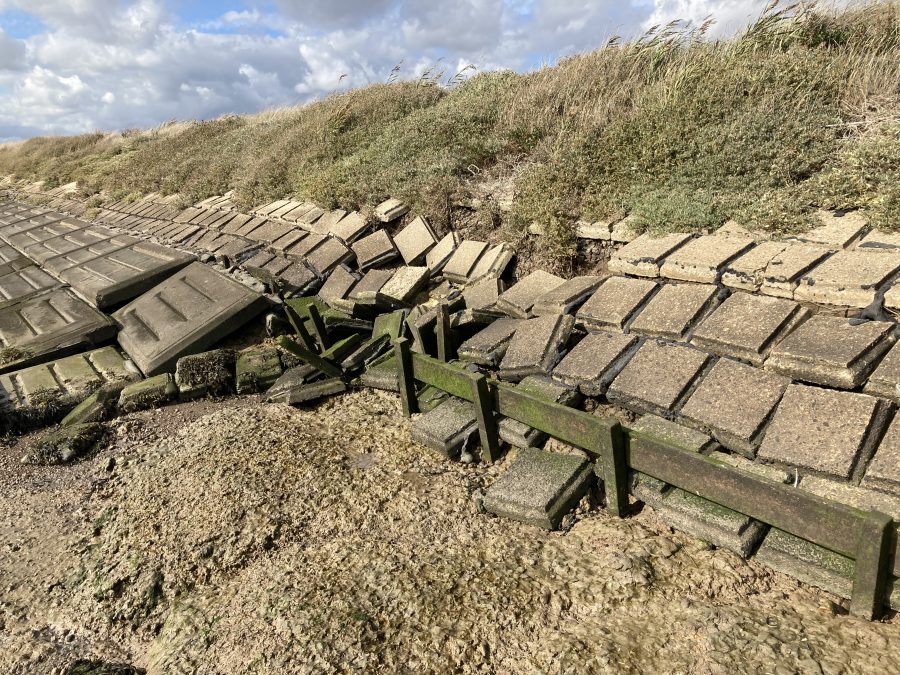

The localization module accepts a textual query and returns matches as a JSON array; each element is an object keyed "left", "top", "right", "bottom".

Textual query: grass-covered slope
[{"left": 1, "top": 2, "right": 898, "bottom": 259}]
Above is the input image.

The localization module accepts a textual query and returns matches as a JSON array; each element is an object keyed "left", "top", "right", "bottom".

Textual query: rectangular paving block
[
  {"left": 690, "top": 292, "right": 811, "bottom": 365},
  {"left": 607, "top": 341, "right": 711, "bottom": 417},
  {"left": 309, "top": 209, "right": 347, "bottom": 235},
  {"left": 858, "top": 229, "right": 900, "bottom": 250},
  {"left": 722, "top": 241, "right": 832, "bottom": 297},
  {"left": 576, "top": 276, "right": 658, "bottom": 332},
  {"left": 764, "top": 314, "right": 896, "bottom": 389},
  {"left": 758, "top": 383, "right": 889, "bottom": 480},
  {"left": 329, "top": 211, "right": 369, "bottom": 243},
  {"left": 351, "top": 229, "right": 398, "bottom": 270},
  {"left": 794, "top": 210, "right": 868, "bottom": 249},
  {"left": 463, "top": 276, "right": 504, "bottom": 319},
  {"left": 468, "top": 243, "right": 514, "bottom": 283},
  {"left": 631, "top": 414, "right": 716, "bottom": 453},
  {"left": 0, "top": 289, "right": 117, "bottom": 374},
  {"left": 118, "top": 373, "right": 177, "bottom": 412},
  {"left": 318, "top": 265, "right": 360, "bottom": 313},
  {"left": 659, "top": 235, "right": 755, "bottom": 284},
  {"left": 531, "top": 276, "right": 602, "bottom": 317},
  {"left": 495, "top": 270, "right": 566, "bottom": 319},
  {"left": 411, "top": 396, "right": 478, "bottom": 458},
  {"left": 497, "top": 313, "right": 574, "bottom": 382},
  {"left": 575, "top": 219, "right": 613, "bottom": 240},
  {"left": 350, "top": 267, "right": 396, "bottom": 306},
  {"left": 795, "top": 249, "right": 900, "bottom": 308},
  {"left": 305, "top": 236, "right": 354, "bottom": 276},
  {"left": 377, "top": 266, "right": 430, "bottom": 306},
  {"left": 393, "top": 215, "right": 437, "bottom": 265},
  {"left": 113, "top": 262, "right": 268, "bottom": 376},
  {"left": 442, "top": 240, "right": 488, "bottom": 283},
  {"left": 680, "top": 358, "right": 790, "bottom": 457},
  {"left": 862, "top": 415, "right": 900, "bottom": 497},
  {"left": 498, "top": 375, "right": 580, "bottom": 449},
  {"left": 755, "top": 527, "right": 855, "bottom": 599},
  {"left": 58, "top": 242, "right": 196, "bottom": 309},
  {"left": 234, "top": 344, "right": 283, "bottom": 394},
  {"left": 607, "top": 233, "right": 693, "bottom": 277},
  {"left": 552, "top": 331, "right": 639, "bottom": 396},
  {"left": 360, "top": 351, "right": 399, "bottom": 391},
  {"left": 457, "top": 318, "right": 521, "bottom": 366},
  {"left": 426, "top": 231, "right": 460, "bottom": 272},
  {"left": 484, "top": 447, "right": 593, "bottom": 530},
  {"left": 864, "top": 341, "right": 900, "bottom": 401},
  {"left": 628, "top": 283, "right": 724, "bottom": 341}
]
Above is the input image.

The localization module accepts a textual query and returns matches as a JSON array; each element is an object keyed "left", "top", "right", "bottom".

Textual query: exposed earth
[{"left": 1, "top": 389, "right": 899, "bottom": 674}]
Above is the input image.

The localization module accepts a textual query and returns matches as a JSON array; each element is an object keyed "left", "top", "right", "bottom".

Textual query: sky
[{"left": 0, "top": 0, "right": 773, "bottom": 140}]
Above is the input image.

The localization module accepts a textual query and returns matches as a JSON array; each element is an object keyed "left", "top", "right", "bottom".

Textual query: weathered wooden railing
[{"left": 393, "top": 336, "right": 896, "bottom": 620}]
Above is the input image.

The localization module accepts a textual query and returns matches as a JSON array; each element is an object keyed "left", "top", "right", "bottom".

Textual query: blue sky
[{"left": 0, "top": 0, "right": 772, "bottom": 140}]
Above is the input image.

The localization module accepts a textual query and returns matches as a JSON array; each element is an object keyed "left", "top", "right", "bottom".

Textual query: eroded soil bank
[{"left": 1, "top": 389, "right": 898, "bottom": 674}]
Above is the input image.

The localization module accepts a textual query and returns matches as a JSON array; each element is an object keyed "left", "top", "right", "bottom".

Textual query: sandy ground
[{"left": 1, "top": 388, "right": 899, "bottom": 674}]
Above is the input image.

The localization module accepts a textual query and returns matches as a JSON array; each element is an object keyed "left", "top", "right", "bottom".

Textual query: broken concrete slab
[
  {"left": 0, "top": 288, "right": 117, "bottom": 374},
  {"left": 794, "top": 249, "right": 900, "bottom": 308},
  {"left": 175, "top": 349, "right": 235, "bottom": 398},
  {"left": 351, "top": 229, "right": 398, "bottom": 270},
  {"left": 118, "top": 373, "right": 177, "bottom": 412},
  {"left": 457, "top": 318, "right": 521, "bottom": 366},
  {"left": 495, "top": 270, "right": 566, "bottom": 318},
  {"left": 721, "top": 241, "right": 832, "bottom": 296},
  {"left": 794, "top": 210, "right": 868, "bottom": 249},
  {"left": 576, "top": 276, "right": 658, "bottom": 332},
  {"left": 442, "top": 240, "right": 489, "bottom": 284},
  {"left": 349, "top": 267, "right": 396, "bottom": 306},
  {"left": 531, "top": 276, "right": 602, "bottom": 316},
  {"left": 468, "top": 243, "right": 514, "bottom": 283},
  {"left": 690, "top": 292, "right": 811, "bottom": 366},
  {"left": 606, "top": 341, "right": 711, "bottom": 417},
  {"left": 680, "top": 358, "right": 790, "bottom": 457},
  {"left": 23, "top": 422, "right": 107, "bottom": 465},
  {"left": 377, "top": 266, "right": 430, "bottom": 307},
  {"left": 235, "top": 344, "right": 283, "bottom": 394},
  {"left": 610, "top": 216, "right": 641, "bottom": 243},
  {"left": 114, "top": 262, "right": 268, "bottom": 377},
  {"left": 764, "top": 314, "right": 896, "bottom": 389},
  {"left": 483, "top": 447, "right": 593, "bottom": 530},
  {"left": 267, "top": 373, "right": 347, "bottom": 405},
  {"left": 864, "top": 340, "right": 900, "bottom": 401},
  {"left": 309, "top": 209, "right": 347, "bottom": 236},
  {"left": 659, "top": 235, "right": 755, "bottom": 284},
  {"left": 498, "top": 375, "right": 580, "bottom": 449},
  {"left": 426, "top": 231, "right": 460, "bottom": 272},
  {"left": 393, "top": 215, "right": 438, "bottom": 265},
  {"left": 360, "top": 352, "right": 398, "bottom": 391},
  {"left": 575, "top": 219, "right": 613, "bottom": 240},
  {"left": 411, "top": 396, "right": 478, "bottom": 458},
  {"left": 607, "top": 232, "right": 693, "bottom": 277},
  {"left": 861, "top": 415, "right": 900, "bottom": 498},
  {"left": 374, "top": 198, "right": 409, "bottom": 223},
  {"left": 60, "top": 384, "right": 125, "bottom": 426},
  {"left": 631, "top": 414, "right": 716, "bottom": 453},
  {"left": 497, "top": 314, "right": 575, "bottom": 382},
  {"left": 757, "top": 383, "right": 890, "bottom": 481},
  {"left": 627, "top": 283, "right": 724, "bottom": 342},
  {"left": 552, "top": 331, "right": 639, "bottom": 396},
  {"left": 463, "top": 276, "right": 505, "bottom": 320}
]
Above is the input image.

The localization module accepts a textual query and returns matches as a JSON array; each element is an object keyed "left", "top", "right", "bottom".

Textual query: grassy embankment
[{"left": 0, "top": 1, "right": 898, "bottom": 264}]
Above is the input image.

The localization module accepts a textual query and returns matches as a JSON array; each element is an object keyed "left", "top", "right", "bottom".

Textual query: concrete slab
[
  {"left": 463, "top": 277, "right": 504, "bottom": 319},
  {"left": 765, "top": 315, "right": 896, "bottom": 388},
  {"left": 426, "top": 231, "right": 460, "bottom": 272},
  {"left": 632, "top": 414, "right": 716, "bottom": 453},
  {"left": 607, "top": 341, "right": 711, "bottom": 417},
  {"left": 802, "top": 473, "right": 900, "bottom": 520},
  {"left": 628, "top": 283, "right": 724, "bottom": 341},
  {"left": 285, "top": 232, "right": 326, "bottom": 258},
  {"left": 495, "top": 270, "right": 566, "bottom": 319},
  {"left": 374, "top": 198, "right": 409, "bottom": 223},
  {"left": 114, "top": 262, "right": 268, "bottom": 376},
  {"left": 607, "top": 232, "right": 693, "bottom": 277},
  {"left": 270, "top": 229, "right": 307, "bottom": 253},
  {"left": 329, "top": 211, "right": 369, "bottom": 243},
  {"left": 393, "top": 215, "right": 437, "bottom": 265},
  {"left": 377, "top": 266, "right": 430, "bottom": 306},
  {"left": 576, "top": 276, "right": 658, "bottom": 332},
  {"left": 755, "top": 528, "right": 854, "bottom": 599},
  {"left": 0, "top": 266, "right": 60, "bottom": 308},
  {"left": 659, "top": 235, "right": 755, "bottom": 283},
  {"left": 309, "top": 209, "right": 347, "bottom": 236},
  {"left": 118, "top": 373, "right": 177, "bottom": 412},
  {"left": 552, "top": 331, "right": 639, "bottom": 396},
  {"left": 349, "top": 267, "right": 396, "bottom": 306},
  {"left": 858, "top": 229, "right": 900, "bottom": 250},
  {"left": 864, "top": 340, "right": 900, "bottom": 401},
  {"left": 468, "top": 243, "right": 514, "bottom": 283},
  {"left": 722, "top": 241, "right": 832, "bottom": 297},
  {"left": 58, "top": 242, "right": 196, "bottom": 309},
  {"left": 795, "top": 249, "right": 900, "bottom": 308},
  {"left": 861, "top": 415, "right": 900, "bottom": 497},
  {"left": 758, "top": 383, "right": 889, "bottom": 480},
  {"left": 411, "top": 396, "right": 478, "bottom": 458},
  {"left": 442, "top": 240, "right": 489, "bottom": 283},
  {"left": 360, "top": 352, "right": 399, "bottom": 391},
  {"left": 498, "top": 375, "right": 580, "bottom": 448},
  {"left": 235, "top": 344, "right": 283, "bottom": 394},
  {"left": 0, "top": 289, "right": 117, "bottom": 374},
  {"left": 497, "top": 313, "right": 574, "bottom": 382},
  {"left": 484, "top": 447, "right": 593, "bottom": 530},
  {"left": 575, "top": 219, "right": 614, "bottom": 240},
  {"left": 351, "top": 229, "right": 398, "bottom": 270},
  {"left": 457, "top": 318, "right": 520, "bottom": 366},
  {"left": 268, "top": 374, "right": 348, "bottom": 405},
  {"left": 245, "top": 220, "right": 298, "bottom": 244},
  {"left": 305, "top": 236, "right": 354, "bottom": 276},
  {"left": 175, "top": 348, "right": 235, "bottom": 397},
  {"left": 690, "top": 292, "right": 811, "bottom": 365},
  {"left": 794, "top": 210, "right": 867, "bottom": 248},
  {"left": 680, "top": 358, "right": 790, "bottom": 457},
  {"left": 318, "top": 265, "right": 360, "bottom": 312},
  {"left": 531, "top": 276, "right": 602, "bottom": 317}
]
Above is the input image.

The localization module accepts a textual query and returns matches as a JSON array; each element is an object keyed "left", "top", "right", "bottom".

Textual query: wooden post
[
  {"left": 850, "top": 510, "right": 893, "bottom": 620},
  {"left": 597, "top": 423, "right": 629, "bottom": 517},
  {"left": 469, "top": 372, "right": 500, "bottom": 463},
  {"left": 436, "top": 302, "right": 453, "bottom": 362},
  {"left": 283, "top": 304, "right": 317, "bottom": 353},
  {"left": 394, "top": 337, "right": 418, "bottom": 417},
  {"left": 307, "top": 304, "right": 330, "bottom": 351}
]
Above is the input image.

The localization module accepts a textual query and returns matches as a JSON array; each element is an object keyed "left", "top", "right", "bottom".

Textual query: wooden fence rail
[{"left": 392, "top": 337, "right": 896, "bottom": 620}]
